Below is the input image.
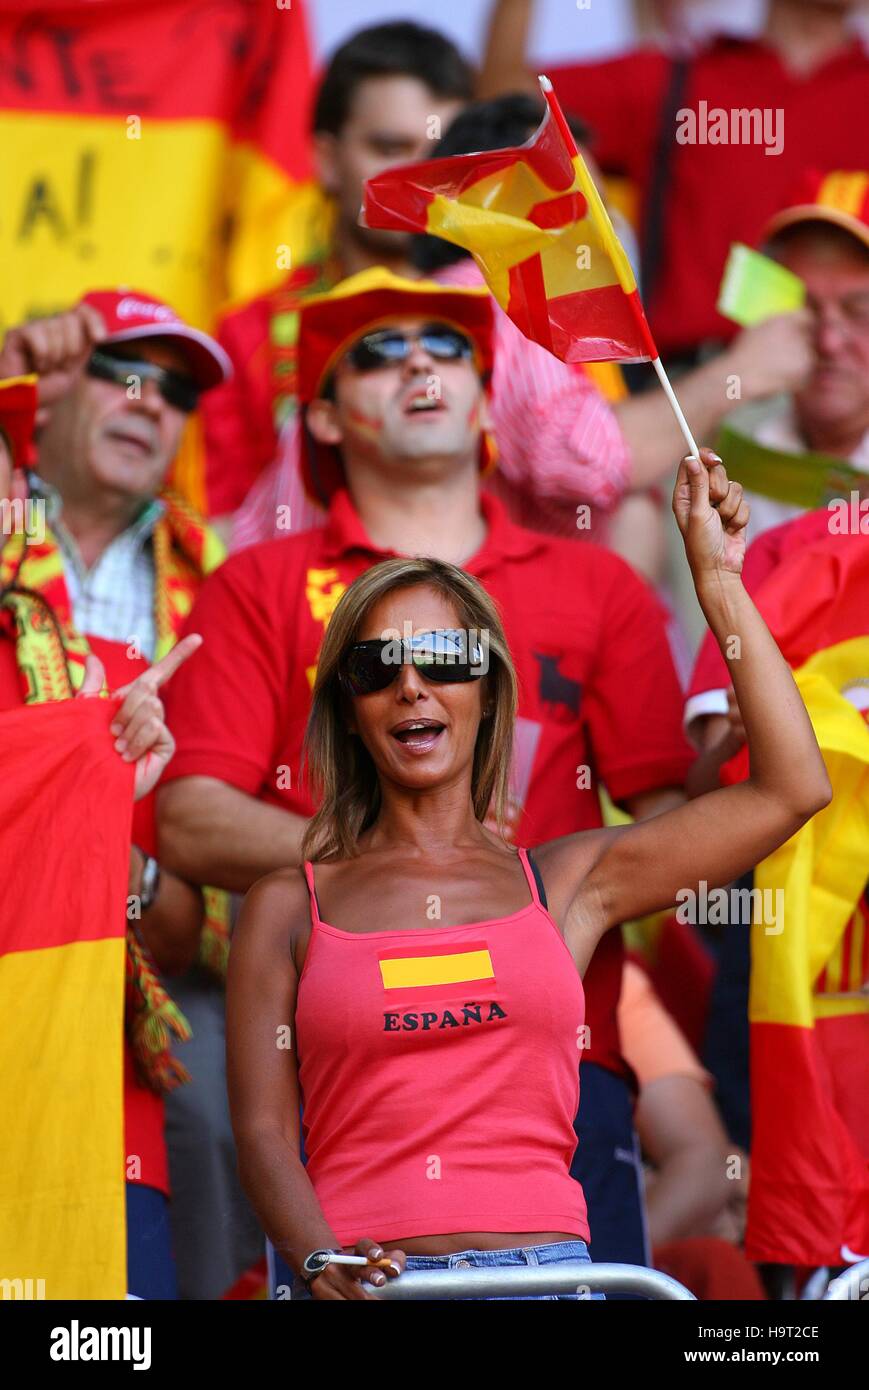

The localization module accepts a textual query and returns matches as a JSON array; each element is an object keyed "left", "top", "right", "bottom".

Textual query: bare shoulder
[{"left": 234, "top": 866, "right": 312, "bottom": 957}]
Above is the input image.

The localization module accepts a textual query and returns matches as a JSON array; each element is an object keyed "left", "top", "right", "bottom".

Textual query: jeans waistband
[{"left": 403, "top": 1239, "right": 590, "bottom": 1271}]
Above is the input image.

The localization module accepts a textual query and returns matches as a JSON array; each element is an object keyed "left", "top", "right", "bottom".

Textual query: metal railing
[
  {"left": 362, "top": 1260, "right": 695, "bottom": 1300},
  {"left": 822, "top": 1260, "right": 869, "bottom": 1301}
]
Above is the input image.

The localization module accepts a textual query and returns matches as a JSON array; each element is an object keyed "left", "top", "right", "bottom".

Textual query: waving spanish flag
[
  {"left": 363, "top": 78, "right": 657, "bottom": 365},
  {"left": 720, "top": 531, "right": 869, "bottom": 1267},
  {"left": 0, "top": 697, "right": 133, "bottom": 1298}
]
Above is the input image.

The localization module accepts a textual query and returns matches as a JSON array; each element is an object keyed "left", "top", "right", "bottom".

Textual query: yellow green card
[{"left": 717, "top": 243, "right": 806, "bottom": 327}]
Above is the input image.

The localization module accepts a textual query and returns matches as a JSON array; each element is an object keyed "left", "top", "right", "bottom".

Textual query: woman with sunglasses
[{"left": 226, "top": 448, "right": 831, "bottom": 1301}]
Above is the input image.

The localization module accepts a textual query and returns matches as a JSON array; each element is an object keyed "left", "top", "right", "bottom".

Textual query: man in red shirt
[
  {"left": 159, "top": 268, "right": 697, "bottom": 1270},
  {"left": 0, "top": 296, "right": 237, "bottom": 1299},
  {"left": 681, "top": 166, "right": 869, "bottom": 1170},
  {"left": 688, "top": 171, "right": 869, "bottom": 750},
  {"left": 480, "top": 0, "right": 869, "bottom": 358},
  {"left": 201, "top": 21, "right": 473, "bottom": 520}
]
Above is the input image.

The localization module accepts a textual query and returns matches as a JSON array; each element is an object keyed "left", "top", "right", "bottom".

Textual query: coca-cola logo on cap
[{"left": 116, "top": 296, "right": 178, "bottom": 324}]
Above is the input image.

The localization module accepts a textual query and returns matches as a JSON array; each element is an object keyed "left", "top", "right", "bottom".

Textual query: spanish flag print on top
[
  {"left": 363, "top": 79, "right": 657, "bottom": 366},
  {"left": 379, "top": 947, "right": 495, "bottom": 991}
]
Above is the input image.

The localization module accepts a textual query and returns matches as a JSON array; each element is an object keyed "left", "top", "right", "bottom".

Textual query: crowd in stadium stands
[{"left": 1, "top": 0, "right": 868, "bottom": 1303}]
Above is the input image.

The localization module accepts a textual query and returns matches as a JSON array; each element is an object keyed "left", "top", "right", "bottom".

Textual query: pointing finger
[
  {"left": 113, "top": 633, "right": 203, "bottom": 701},
  {"left": 148, "top": 633, "right": 203, "bottom": 689}
]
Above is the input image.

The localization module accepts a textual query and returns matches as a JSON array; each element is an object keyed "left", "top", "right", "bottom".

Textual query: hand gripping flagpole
[{"left": 538, "top": 75, "right": 701, "bottom": 460}]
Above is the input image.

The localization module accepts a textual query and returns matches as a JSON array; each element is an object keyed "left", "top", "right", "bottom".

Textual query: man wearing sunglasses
[
  {"left": 0, "top": 290, "right": 268, "bottom": 1299},
  {"left": 159, "top": 266, "right": 699, "bottom": 1273}
]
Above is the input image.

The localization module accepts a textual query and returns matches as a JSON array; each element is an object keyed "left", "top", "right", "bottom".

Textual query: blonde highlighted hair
[{"left": 301, "top": 557, "right": 518, "bottom": 862}]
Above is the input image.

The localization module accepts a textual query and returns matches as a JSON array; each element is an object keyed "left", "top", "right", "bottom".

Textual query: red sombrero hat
[
  {"left": 297, "top": 267, "right": 497, "bottom": 506},
  {"left": 764, "top": 170, "right": 869, "bottom": 251}
]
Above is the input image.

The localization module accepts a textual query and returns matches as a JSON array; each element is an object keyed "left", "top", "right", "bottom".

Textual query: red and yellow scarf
[{"left": 0, "top": 487, "right": 229, "bottom": 1091}]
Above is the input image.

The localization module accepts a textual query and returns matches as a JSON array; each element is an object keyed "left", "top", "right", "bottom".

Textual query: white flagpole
[{"left": 651, "top": 356, "right": 701, "bottom": 459}]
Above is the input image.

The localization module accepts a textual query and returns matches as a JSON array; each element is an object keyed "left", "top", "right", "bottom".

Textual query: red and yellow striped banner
[
  {"left": 720, "top": 532, "right": 869, "bottom": 1266},
  {"left": 0, "top": 697, "right": 134, "bottom": 1298}
]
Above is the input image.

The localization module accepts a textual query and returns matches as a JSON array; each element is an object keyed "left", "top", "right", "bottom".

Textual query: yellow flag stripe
[
  {"left": 1, "top": 113, "right": 322, "bottom": 336},
  {"left": 752, "top": 638, "right": 869, "bottom": 1027},
  {"left": 582, "top": 360, "right": 628, "bottom": 402},
  {"left": 0, "top": 937, "right": 126, "bottom": 1298},
  {"left": 380, "top": 948, "right": 494, "bottom": 989},
  {"left": 570, "top": 156, "right": 639, "bottom": 295}
]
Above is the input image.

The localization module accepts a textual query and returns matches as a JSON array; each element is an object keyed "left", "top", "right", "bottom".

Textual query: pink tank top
[{"left": 295, "top": 847, "right": 589, "bottom": 1245}]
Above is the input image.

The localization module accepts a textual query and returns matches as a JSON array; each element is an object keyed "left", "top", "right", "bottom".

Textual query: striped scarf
[
  {"left": 267, "top": 255, "right": 340, "bottom": 434},
  {"left": 0, "top": 487, "right": 230, "bottom": 1092}
]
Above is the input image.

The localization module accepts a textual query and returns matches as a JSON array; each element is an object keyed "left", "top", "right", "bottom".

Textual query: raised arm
[
  {"left": 549, "top": 449, "right": 831, "bottom": 967},
  {"left": 478, "top": 0, "right": 539, "bottom": 98}
]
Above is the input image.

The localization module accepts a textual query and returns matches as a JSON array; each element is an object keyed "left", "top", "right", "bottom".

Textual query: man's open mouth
[{"left": 402, "top": 392, "right": 445, "bottom": 416}]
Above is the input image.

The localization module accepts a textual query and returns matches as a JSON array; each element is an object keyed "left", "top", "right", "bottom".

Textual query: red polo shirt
[
  {"left": 163, "top": 489, "right": 694, "bottom": 1081},
  {"left": 0, "top": 627, "right": 169, "bottom": 1196},
  {"left": 550, "top": 36, "right": 869, "bottom": 355}
]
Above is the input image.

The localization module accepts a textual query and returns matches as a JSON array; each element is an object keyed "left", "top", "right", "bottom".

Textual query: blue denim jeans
[
  {"left": 288, "top": 1239, "right": 602, "bottom": 1301},
  {"left": 126, "top": 1183, "right": 177, "bottom": 1301}
]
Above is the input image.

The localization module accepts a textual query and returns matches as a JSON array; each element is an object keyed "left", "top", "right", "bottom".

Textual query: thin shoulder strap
[
  {"left": 518, "top": 846, "right": 548, "bottom": 910},
  {"left": 302, "top": 861, "right": 323, "bottom": 926}
]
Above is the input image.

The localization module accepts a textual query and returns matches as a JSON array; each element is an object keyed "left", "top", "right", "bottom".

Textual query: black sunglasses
[
  {"left": 344, "top": 324, "right": 475, "bottom": 373},
  {"left": 339, "top": 628, "right": 488, "bottom": 696},
  {"left": 87, "top": 348, "right": 201, "bottom": 414}
]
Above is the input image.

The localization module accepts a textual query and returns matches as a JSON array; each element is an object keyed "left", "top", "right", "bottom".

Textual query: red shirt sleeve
[
  {"left": 201, "top": 294, "right": 279, "bottom": 517},
  {"left": 547, "top": 50, "right": 667, "bottom": 181},
  {"left": 583, "top": 554, "right": 695, "bottom": 802},
  {"left": 162, "top": 548, "right": 289, "bottom": 794}
]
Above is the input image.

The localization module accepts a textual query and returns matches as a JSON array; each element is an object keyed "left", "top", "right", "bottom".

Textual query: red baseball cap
[
  {"left": 764, "top": 170, "right": 869, "bottom": 252},
  {"left": 80, "top": 289, "right": 232, "bottom": 390}
]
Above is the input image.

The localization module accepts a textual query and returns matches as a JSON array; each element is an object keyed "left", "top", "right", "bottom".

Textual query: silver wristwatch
[{"left": 301, "top": 1248, "right": 342, "bottom": 1287}]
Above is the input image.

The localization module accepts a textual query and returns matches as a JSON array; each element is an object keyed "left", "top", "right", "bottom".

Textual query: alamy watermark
[
  {"left": 378, "top": 622, "right": 490, "bottom": 675},
  {"left": 676, "top": 879, "right": 784, "bottom": 935},
  {"left": 828, "top": 491, "right": 869, "bottom": 534},
  {"left": 0, "top": 496, "right": 45, "bottom": 543},
  {"left": 676, "top": 103, "right": 784, "bottom": 157}
]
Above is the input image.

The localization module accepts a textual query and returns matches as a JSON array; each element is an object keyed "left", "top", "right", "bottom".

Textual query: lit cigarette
[{"left": 329, "top": 1254, "right": 396, "bottom": 1271}]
